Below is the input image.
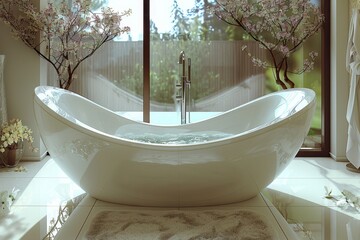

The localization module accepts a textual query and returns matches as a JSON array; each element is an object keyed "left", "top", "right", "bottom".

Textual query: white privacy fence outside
[{"left": 48, "top": 40, "right": 266, "bottom": 112}]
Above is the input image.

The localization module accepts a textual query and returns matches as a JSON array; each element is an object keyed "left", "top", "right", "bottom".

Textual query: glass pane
[
  {"left": 300, "top": 35, "right": 322, "bottom": 150},
  {"left": 261, "top": 0, "right": 323, "bottom": 150},
  {"left": 265, "top": 42, "right": 322, "bottom": 150},
  {"left": 303, "top": 1, "right": 323, "bottom": 151},
  {"left": 150, "top": 0, "right": 266, "bottom": 125},
  {"left": 48, "top": 0, "right": 144, "bottom": 116},
  {"left": 149, "top": 0, "right": 324, "bottom": 150}
]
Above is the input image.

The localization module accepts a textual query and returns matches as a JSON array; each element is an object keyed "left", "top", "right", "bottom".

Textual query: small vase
[{"left": 0, "top": 141, "right": 23, "bottom": 168}]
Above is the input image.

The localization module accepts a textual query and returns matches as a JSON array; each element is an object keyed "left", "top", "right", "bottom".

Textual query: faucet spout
[{"left": 179, "top": 51, "right": 185, "bottom": 64}]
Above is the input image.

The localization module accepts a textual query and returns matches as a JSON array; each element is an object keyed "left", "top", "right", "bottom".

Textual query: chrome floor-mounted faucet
[{"left": 176, "top": 51, "right": 191, "bottom": 124}]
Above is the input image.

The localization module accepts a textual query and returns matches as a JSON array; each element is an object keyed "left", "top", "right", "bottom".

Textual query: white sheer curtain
[{"left": 0, "top": 55, "right": 7, "bottom": 124}]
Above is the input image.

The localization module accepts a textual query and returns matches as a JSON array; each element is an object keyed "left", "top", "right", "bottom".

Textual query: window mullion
[{"left": 143, "top": 0, "right": 150, "bottom": 122}]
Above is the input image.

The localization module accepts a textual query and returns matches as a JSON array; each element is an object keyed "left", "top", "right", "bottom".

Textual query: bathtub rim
[{"left": 34, "top": 86, "right": 316, "bottom": 150}]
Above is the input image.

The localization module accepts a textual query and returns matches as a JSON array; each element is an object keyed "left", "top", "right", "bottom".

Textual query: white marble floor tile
[
  {"left": 277, "top": 157, "right": 355, "bottom": 179},
  {"left": 0, "top": 159, "right": 49, "bottom": 178},
  {"left": 0, "top": 177, "right": 83, "bottom": 206},
  {"left": 265, "top": 157, "right": 360, "bottom": 240},
  {"left": 54, "top": 195, "right": 96, "bottom": 240},
  {"left": 268, "top": 178, "right": 360, "bottom": 208},
  {"left": 0, "top": 157, "right": 85, "bottom": 240}
]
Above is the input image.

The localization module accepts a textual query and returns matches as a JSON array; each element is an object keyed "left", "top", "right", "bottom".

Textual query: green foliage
[
  {"left": 265, "top": 49, "right": 322, "bottom": 134},
  {"left": 119, "top": 63, "right": 143, "bottom": 97},
  {"left": 118, "top": 41, "right": 221, "bottom": 104}
]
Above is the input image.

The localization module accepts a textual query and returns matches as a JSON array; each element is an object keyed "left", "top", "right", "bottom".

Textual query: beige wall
[
  {"left": 329, "top": 0, "right": 350, "bottom": 160},
  {"left": 329, "top": 0, "right": 358, "bottom": 161},
  {"left": 0, "top": 0, "right": 47, "bottom": 160}
]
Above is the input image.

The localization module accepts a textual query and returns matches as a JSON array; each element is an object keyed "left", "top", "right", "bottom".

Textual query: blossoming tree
[
  {"left": 210, "top": 0, "right": 324, "bottom": 89},
  {"left": 0, "top": 0, "right": 131, "bottom": 89}
]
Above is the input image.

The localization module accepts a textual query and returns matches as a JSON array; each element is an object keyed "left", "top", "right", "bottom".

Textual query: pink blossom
[
  {"left": 0, "top": 0, "right": 131, "bottom": 89},
  {"left": 210, "top": 0, "right": 324, "bottom": 89}
]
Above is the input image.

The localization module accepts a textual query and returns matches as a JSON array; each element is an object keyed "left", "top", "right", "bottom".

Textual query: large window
[
  {"left": 55, "top": 0, "right": 329, "bottom": 156},
  {"left": 149, "top": 0, "right": 266, "bottom": 125}
]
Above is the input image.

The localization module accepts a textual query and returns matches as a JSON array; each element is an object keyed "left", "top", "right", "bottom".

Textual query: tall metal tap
[{"left": 177, "top": 51, "right": 191, "bottom": 124}]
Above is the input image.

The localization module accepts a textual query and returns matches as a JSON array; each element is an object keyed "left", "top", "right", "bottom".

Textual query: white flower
[
  {"left": 325, "top": 186, "right": 360, "bottom": 212},
  {"left": 342, "top": 190, "right": 360, "bottom": 210},
  {"left": 0, "top": 119, "right": 38, "bottom": 153},
  {"left": 336, "top": 199, "right": 349, "bottom": 209},
  {"left": 0, "top": 188, "right": 19, "bottom": 217}
]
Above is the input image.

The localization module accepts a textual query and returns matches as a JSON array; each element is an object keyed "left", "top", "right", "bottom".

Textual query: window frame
[{"left": 297, "top": 0, "right": 330, "bottom": 157}]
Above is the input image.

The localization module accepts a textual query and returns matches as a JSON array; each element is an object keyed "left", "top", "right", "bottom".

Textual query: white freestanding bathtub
[{"left": 34, "top": 86, "right": 316, "bottom": 207}]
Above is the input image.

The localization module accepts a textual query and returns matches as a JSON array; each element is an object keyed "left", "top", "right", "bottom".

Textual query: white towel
[{"left": 345, "top": 9, "right": 360, "bottom": 168}]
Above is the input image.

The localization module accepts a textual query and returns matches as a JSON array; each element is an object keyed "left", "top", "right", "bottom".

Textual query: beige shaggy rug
[{"left": 85, "top": 209, "right": 274, "bottom": 240}]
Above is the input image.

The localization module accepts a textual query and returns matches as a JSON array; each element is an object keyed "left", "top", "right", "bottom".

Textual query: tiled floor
[
  {"left": 0, "top": 157, "right": 359, "bottom": 240},
  {"left": 265, "top": 158, "right": 360, "bottom": 240},
  {"left": 0, "top": 158, "right": 85, "bottom": 240}
]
